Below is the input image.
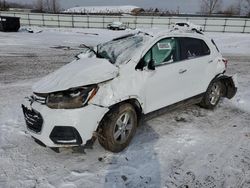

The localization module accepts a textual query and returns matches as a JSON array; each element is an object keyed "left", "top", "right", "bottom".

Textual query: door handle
[
  {"left": 179, "top": 69, "right": 187, "bottom": 74},
  {"left": 208, "top": 60, "right": 213, "bottom": 63}
]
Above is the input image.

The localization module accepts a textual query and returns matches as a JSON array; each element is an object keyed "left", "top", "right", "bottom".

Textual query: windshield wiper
[
  {"left": 137, "top": 31, "right": 153, "bottom": 37},
  {"left": 79, "top": 43, "right": 97, "bottom": 55},
  {"left": 112, "top": 33, "right": 136, "bottom": 41},
  {"left": 76, "top": 43, "right": 105, "bottom": 60}
]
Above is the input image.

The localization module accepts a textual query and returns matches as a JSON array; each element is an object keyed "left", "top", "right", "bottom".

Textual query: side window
[
  {"left": 179, "top": 37, "right": 210, "bottom": 60},
  {"left": 143, "top": 38, "right": 179, "bottom": 66}
]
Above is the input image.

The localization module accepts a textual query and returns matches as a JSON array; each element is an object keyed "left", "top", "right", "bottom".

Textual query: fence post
[
  {"left": 204, "top": 17, "right": 207, "bottom": 32},
  {"left": 151, "top": 16, "right": 153, "bottom": 28},
  {"left": 243, "top": 19, "right": 247, "bottom": 33},
  {"left": 134, "top": 16, "right": 137, "bottom": 29},
  {"left": 223, "top": 18, "right": 227, "bottom": 32},
  {"left": 42, "top": 14, "right": 45, "bottom": 26},
  {"left": 87, "top": 15, "right": 89, "bottom": 28},
  {"left": 57, "top": 14, "right": 60, "bottom": 28},
  {"left": 71, "top": 14, "right": 74, "bottom": 28},
  {"left": 28, "top": 13, "right": 31, "bottom": 26},
  {"left": 103, "top": 16, "right": 105, "bottom": 29}
]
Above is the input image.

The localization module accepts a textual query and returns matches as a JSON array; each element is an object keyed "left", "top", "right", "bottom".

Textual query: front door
[{"left": 140, "top": 37, "right": 212, "bottom": 114}]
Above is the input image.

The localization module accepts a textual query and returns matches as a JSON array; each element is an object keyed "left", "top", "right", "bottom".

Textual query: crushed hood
[{"left": 33, "top": 58, "right": 119, "bottom": 93}]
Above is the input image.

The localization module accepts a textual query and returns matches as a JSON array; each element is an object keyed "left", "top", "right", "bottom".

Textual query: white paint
[
  {"left": 32, "top": 58, "right": 119, "bottom": 93},
  {"left": 29, "top": 28, "right": 232, "bottom": 148},
  {"left": 24, "top": 100, "right": 109, "bottom": 147},
  {"left": 0, "top": 27, "right": 249, "bottom": 188}
]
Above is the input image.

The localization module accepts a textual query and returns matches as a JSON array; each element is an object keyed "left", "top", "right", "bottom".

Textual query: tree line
[
  {"left": 0, "top": 0, "right": 250, "bottom": 17},
  {"left": 200, "top": 0, "right": 250, "bottom": 16},
  {"left": 0, "top": 0, "right": 60, "bottom": 13},
  {"left": 35, "top": 0, "right": 60, "bottom": 13}
]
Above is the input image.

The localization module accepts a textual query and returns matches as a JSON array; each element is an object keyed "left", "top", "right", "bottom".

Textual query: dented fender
[
  {"left": 90, "top": 62, "right": 146, "bottom": 111},
  {"left": 216, "top": 74, "right": 238, "bottom": 99}
]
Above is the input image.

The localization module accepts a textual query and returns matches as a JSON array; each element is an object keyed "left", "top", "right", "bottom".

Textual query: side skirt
[{"left": 143, "top": 93, "right": 204, "bottom": 121}]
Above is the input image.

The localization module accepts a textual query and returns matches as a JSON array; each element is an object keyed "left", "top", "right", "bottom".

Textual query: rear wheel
[
  {"left": 200, "top": 81, "right": 222, "bottom": 109},
  {"left": 98, "top": 103, "right": 137, "bottom": 152}
]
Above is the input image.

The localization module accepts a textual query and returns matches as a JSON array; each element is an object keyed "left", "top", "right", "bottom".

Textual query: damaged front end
[
  {"left": 45, "top": 85, "right": 98, "bottom": 109},
  {"left": 21, "top": 85, "right": 109, "bottom": 150}
]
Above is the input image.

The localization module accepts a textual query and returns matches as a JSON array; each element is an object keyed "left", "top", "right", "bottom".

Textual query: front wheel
[
  {"left": 200, "top": 81, "right": 222, "bottom": 109},
  {"left": 98, "top": 103, "right": 137, "bottom": 152}
]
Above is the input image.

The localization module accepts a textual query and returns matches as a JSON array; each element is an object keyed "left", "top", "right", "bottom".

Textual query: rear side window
[{"left": 179, "top": 37, "right": 210, "bottom": 60}]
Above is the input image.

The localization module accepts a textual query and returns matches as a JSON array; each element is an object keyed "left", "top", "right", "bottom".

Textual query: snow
[
  {"left": 207, "top": 32, "right": 250, "bottom": 56},
  {"left": 64, "top": 5, "right": 140, "bottom": 14},
  {"left": 0, "top": 27, "right": 250, "bottom": 187},
  {"left": 32, "top": 58, "right": 118, "bottom": 93}
]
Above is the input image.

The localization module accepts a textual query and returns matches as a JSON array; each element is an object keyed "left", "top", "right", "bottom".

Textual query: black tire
[
  {"left": 200, "top": 80, "right": 222, "bottom": 109},
  {"left": 98, "top": 103, "right": 137, "bottom": 153}
]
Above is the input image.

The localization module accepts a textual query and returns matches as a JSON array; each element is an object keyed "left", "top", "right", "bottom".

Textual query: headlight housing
[{"left": 46, "top": 85, "right": 98, "bottom": 109}]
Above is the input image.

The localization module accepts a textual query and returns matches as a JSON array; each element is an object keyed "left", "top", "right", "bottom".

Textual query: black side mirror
[
  {"left": 135, "top": 59, "right": 145, "bottom": 70},
  {"left": 148, "top": 59, "right": 155, "bottom": 70}
]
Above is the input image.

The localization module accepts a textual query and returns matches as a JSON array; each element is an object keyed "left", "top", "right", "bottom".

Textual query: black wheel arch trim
[
  {"left": 212, "top": 73, "right": 237, "bottom": 99},
  {"left": 96, "top": 98, "right": 143, "bottom": 133}
]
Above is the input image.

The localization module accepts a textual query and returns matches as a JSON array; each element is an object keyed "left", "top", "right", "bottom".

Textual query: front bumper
[{"left": 22, "top": 101, "right": 108, "bottom": 147}]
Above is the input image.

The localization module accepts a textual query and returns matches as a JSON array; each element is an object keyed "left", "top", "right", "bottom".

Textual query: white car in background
[
  {"left": 174, "top": 22, "right": 203, "bottom": 31},
  {"left": 22, "top": 29, "right": 237, "bottom": 153},
  {"left": 107, "top": 21, "right": 126, "bottom": 30}
]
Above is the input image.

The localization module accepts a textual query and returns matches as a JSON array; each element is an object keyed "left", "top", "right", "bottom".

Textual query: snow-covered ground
[{"left": 0, "top": 27, "right": 250, "bottom": 188}]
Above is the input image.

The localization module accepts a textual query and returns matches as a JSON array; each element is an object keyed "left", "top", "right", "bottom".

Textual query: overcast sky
[{"left": 7, "top": 0, "right": 237, "bottom": 13}]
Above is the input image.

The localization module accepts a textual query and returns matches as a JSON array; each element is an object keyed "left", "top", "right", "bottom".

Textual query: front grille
[{"left": 22, "top": 104, "right": 43, "bottom": 133}]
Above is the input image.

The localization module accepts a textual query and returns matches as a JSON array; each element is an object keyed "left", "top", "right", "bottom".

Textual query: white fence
[{"left": 1, "top": 11, "right": 250, "bottom": 33}]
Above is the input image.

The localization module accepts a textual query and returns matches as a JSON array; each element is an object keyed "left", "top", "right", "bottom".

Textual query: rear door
[
  {"left": 177, "top": 37, "right": 212, "bottom": 97},
  {"left": 138, "top": 36, "right": 213, "bottom": 113}
]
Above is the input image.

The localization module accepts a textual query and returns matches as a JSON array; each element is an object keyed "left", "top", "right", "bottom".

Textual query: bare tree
[
  {"left": 244, "top": 0, "right": 250, "bottom": 15},
  {"left": 233, "top": 0, "right": 250, "bottom": 16},
  {"left": 47, "top": 0, "right": 60, "bottom": 13},
  {"left": 35, "top": 0, "right": 44, "bottom": 12},
  {"left": 42, "top": 0, "right": 60, "bottom": 13},
  {"left": 237, "top": 0, "right": 244, "bottom": 15},
  {"left": 0, "top": 0, "right": 9, "bottom": 11},
  {"left": 200, "top": 0, "right": 223, "bottom": 15},
  {"left": 223, "top": 4, "right": 239, "bottom": 16},
  {"left": 52, "top": 0, "right": 60, "bottom": 13}
]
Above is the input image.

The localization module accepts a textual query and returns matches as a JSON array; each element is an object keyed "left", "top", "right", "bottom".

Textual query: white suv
[
  {"left": 174, "top": 22, "right": 203, "bottom": 31},
  {"left": 22, "top": 29, "right": 237, "bottom": 152}
]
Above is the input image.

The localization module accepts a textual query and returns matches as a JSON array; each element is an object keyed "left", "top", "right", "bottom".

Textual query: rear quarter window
[{"left": 179, "top": 37, "right": 211, "bottom": 60}]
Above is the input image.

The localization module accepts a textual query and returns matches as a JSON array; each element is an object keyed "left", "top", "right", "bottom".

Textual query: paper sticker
[{"left": 157, "top": 42, "right": 172, "bottom": 50}]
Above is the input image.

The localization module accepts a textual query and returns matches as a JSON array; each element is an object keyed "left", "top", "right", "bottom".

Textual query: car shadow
[{"left": 102, "top": 122, "right": 161, "bottom": 188}]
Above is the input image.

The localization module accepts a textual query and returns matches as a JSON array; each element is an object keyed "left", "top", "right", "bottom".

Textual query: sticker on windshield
[{"left": 157, "top": 42, "right": 172, "bottom": 50}]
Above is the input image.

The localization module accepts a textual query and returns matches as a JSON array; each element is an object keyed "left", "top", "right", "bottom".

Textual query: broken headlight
[{"left": 46, "top": 85, "right": 98, "bottom": 109}]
